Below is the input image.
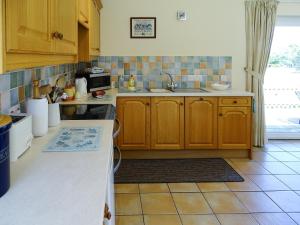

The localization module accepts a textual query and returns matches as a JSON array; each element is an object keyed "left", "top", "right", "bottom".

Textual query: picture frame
[{"left": 130, "top": 17, "right": 156, "bottom": 39}]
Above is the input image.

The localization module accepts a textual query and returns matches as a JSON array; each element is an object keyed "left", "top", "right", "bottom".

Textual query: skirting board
[{"left": 120, "top": 149, "right": 249, "bottom": 159}]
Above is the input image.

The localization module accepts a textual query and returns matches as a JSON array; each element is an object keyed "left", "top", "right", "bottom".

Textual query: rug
[{"left": 114, "top": 158, "right": 244, "bottom": 183}]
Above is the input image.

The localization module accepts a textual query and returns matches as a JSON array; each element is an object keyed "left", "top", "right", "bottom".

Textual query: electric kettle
[{"left": 75, "top": 78, "right": 87, "bottom": 98}]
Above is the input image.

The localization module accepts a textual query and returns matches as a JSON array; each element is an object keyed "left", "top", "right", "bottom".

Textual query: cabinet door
[
  {"left": 89, "top": 0, "right": 101, "bottom": 56},
  {"left": 52, "top": 0, "right": 77, "bottom": 54},
  {"left": 218, "top": 107, "right": 251, "bottom": 149},
  {"left": 185, "top": 97, "right": 217, "bottom": 149},
  {"left": 78, "top": 0, "right": 89, "bottom": 28},
  {"left": 5, "top": 0, "right": 53, "bottom": 53},
  {"left": 151, "top": 97, "right": 184, "bottom": 150},
  {"left": 117, "top": 97, "right": 151, "bottom": 150}
]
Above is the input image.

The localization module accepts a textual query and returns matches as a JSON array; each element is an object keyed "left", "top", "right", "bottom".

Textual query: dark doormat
[{"left": 114, "top": 158, "right": 244, "bottom": 183}]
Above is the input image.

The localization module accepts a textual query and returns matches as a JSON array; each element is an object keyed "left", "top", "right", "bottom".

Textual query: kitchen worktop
[
  {"left": 59, "top": 88, "right": 254, "bottom": 106},
  {"left": 0, "top": 120, "right": 114, "bottom": 225},
  {"left": 117, "top": 88, "right": 254, "bottom": 97}
]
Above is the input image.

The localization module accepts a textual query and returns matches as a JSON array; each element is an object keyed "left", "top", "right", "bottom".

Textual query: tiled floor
[{"left": 115, "top": 140, "right": 300, "bottom": 225}]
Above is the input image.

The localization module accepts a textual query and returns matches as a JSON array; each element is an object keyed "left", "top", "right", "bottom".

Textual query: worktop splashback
[
  {"left": 96, "top": 56, "right": 232, "bottom": 89},
  {"left": 0, "top": 64, "right": 76, "bottom": 114}
]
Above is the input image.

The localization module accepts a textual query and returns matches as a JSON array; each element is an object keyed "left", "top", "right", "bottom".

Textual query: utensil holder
[{"left": 48, "top": 103, "right": 60, "bottom": 127}]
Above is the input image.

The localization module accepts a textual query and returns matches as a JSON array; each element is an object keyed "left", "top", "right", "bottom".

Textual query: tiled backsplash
[
  {"left": 0, "top": 56, "right": 232, "bottom": 113},
  {"left": 96, "top": 56, "right": 232, "bottom": 89},
  {"left": 0, "top": 64, "right": 77, "bottom": 114}
]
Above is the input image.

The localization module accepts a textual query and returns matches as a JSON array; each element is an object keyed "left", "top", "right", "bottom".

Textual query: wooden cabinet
[
  {"left": 117, "top": 97, "right": 151, "bottom": 150},
  {"left": 52, "top": 0, "right": 77, "bottom": 55},
  {"left": 2, "top": 0, "right": 79, "bottom": 73},
  {"left": 151, "top": 97, "right": 184, "bottom": 150},
  {"left": 89, "top": 0, "right": 101, "bottom": 56},
  {"left": 218, "top": 97, "right": 252, "bottom": 150},
  {"left": 185, "top": 97, "right": 218, "bottom": 149},
  {"left": 78, "top": 0, "right": 101, "bottom": 61},
  {"left": 78, "top": 0, "right": 89, "bottom": 28},
  {"left": 5, "top": 0, "right": 53, "bottom": 54}
]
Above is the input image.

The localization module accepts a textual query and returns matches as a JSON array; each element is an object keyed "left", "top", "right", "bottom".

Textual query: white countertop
[
  {"left": 59, "top": 88, "right": 254, "bottom": 106},
  {"left": 0, "top": 120, "right": 114, "bottom": 225},
  {"left": 117, "top": 88, "right": 254, "bottom": 97}
]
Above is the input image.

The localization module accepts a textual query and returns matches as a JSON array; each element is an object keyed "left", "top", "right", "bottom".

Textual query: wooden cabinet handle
[
  {"left": 52, "top": 31, "right": 60, "bottom": 39},
  {"left": 58, "top": 33, "right": 64, "bottom": 40},
  {"left": 180, "top": 102, "right": 184, "bottom": 106},
  {"left": 219, "top": 113, "right": 223, "bottom": 116},
  {"left": 233, "top": 100, "right": 237, "bottom": 104},
  {"left": 104, "top": 203, "right": 111, "bottom": 220},
  {"left": 145, "top": 102, "right": 150, "bottom": 106},
  {"left": 199, "top": 97, "right": 204, "bottom": 101},
  {"left": 96, "top": 48, "right": 100, "bottom": 51}
]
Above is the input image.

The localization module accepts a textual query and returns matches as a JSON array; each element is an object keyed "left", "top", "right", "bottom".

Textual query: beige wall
[{"left": 100, "top": 0, "right": 300, "bottom": 90}]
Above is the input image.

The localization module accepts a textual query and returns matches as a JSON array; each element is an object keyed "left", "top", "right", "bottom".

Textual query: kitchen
[{"left": 1, "top": 1, "right": 300, "bottom": 225}]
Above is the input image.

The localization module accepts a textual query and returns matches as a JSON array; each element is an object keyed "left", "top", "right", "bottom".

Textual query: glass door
[{"left": 265, "top": 16, "right": 300, "bottom": 139}]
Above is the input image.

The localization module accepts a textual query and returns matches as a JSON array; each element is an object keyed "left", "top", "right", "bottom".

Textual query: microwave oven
[{"left": 85, "top": 73, "right": 111, "bottom": 92}]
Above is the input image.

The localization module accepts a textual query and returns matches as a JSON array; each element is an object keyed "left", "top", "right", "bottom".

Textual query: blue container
[{"left": 0, "top": 115, "right": 12, "bottom": 198}]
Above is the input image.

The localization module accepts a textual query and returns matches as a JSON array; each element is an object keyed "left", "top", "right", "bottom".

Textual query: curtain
[{"left": 245, "top": 0, "right": 278, "bottom": 147}]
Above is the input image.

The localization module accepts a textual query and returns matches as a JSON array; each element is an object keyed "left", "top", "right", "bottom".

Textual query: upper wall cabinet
[
  {"left": 1, "top": 0, "right": 81, "bottom": 73},
  {"left": 78, "top": 0, "right": 102, "bottom": 62},
  {"left": 78, "top": 0, "right": 89, "bottom": 28},
  {"left": 89, "top": 0, "right": 101, "bottom": 56},
  {"left": 52, "top": 0, "right": 77, "bottom": 54},
  {"left": 6, "top": 0, "right": 53, "bottom": 54}
]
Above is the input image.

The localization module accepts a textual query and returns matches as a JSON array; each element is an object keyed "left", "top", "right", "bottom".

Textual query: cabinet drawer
[{"left": 218, "top": 97, "right": 251, "bottom": 106}]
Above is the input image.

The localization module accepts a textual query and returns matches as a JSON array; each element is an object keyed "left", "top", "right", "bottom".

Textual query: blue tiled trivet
[{"left": 44, "top": 127, "right": 102, "bottom": 152}]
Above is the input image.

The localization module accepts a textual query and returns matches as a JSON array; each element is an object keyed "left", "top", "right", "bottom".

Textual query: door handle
[{"left": 113, "top": 118, "right": 121, "bottom": 139}]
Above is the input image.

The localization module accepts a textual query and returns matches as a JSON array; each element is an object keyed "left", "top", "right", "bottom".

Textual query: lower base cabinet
[
  {"left": 117, "top": 97, "right": 150, "bottom": 150},
  {"left": 218, "top": 106, "right": 252, "bottom": 149},
  {"left": 185, "top": 97, "right": 218, "bottom": 149},
  {"left": 116, "top": 96, "right": 252, "bottom": 152},
  {"left": 151, "top": 97, "right": 184, "bottom": 150}
]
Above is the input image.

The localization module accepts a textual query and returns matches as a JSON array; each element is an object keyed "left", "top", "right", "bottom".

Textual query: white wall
[{"left": 100, "top": 0, "right": 300, "bottom": 90}]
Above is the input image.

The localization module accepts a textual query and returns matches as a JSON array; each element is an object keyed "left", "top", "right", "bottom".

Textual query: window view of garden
[{"left": 265, "top": 23, "right": 300, "bottom": 138}]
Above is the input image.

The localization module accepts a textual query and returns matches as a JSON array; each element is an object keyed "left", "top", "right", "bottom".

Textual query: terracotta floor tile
[
  {"left": 263, "top": 144, "right": 285, "bottom": 152},
  {"left": 288, "top": 213, "right": 300, "bottom": 224},
  {"left": 116, "top": 215, "right": 144, "bottom": 225},
  {"left": 144, "top": 215, "right": 181, "bottom": 225},
  {"left": 139, "top": 184, "right": 169, "bottom": 193},
  {"left": 290, "top": 152, "right": 300, "bottom": 159},
  {"left": 252, "top": 151, "right": 277, "bottom": 162},
  {"left": 216, "top": 214, "right": 259, "bottom": 225},
  {"left": 284, "top": 162, "right": 300, "bottom": 174},
  {"left": 181, "top": 215, "right": 220, "bottom": 225},
  {"left": 268, "top": 152, "right": 300, "bottom": 162},
  {"left": 168, "top": 183, "right": 200, "bottom": 193},
  {"left": 115, "top": 194, "right": 142, "bottom": 215},
  {"left": 140, "top": 193, "right": 177, "bottom": 214},
  {"left": 266, "top": 191, "right": 300, "bottom": 212},
  {"left": 276, "top": 175, "right": 300, "bottom": 190},
  {"left": 231, "top": 161, "right": 270, "bottom": 174},
  {"left": 234, "top": 192, "right": 282, "bottom": 213},
  {"left": 197, "top": 183, "right": 230, "bottom": 192},
  {"left": 247, "top": 175, "right": 290, "bottom": 191},
  {"left": 259, "top": 162, "right": 296, "bottom": 175},
  {"left": 203, "top": 192, "right": 248, "bottom": 213},
  {"left": 226, "top": 177, "right": 261, "bottom": 191},
  {"left": 115, "top": 184, "right": 139, "bottom": 193},
  {"left": 253, "top": 213, "right": 297, "bottom": 225},
  {"left": 172, "top": 193, "right": 212, "bottom": 214},
  {"left": 277, "top": 144, "right": 300, "bottom": 152}
]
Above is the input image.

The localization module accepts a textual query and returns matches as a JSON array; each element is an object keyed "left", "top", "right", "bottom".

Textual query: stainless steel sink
[{"left": 149, "top": 88, "right": 172, "bottom": 93}]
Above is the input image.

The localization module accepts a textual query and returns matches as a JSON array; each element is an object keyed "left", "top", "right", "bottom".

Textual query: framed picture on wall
[{"left": 130, "top": 17, "right": 156, "bottom": 38}]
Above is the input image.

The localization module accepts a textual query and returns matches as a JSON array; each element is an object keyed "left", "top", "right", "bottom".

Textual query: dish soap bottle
[{"left": 128, "top": 75, "right": 136, "bottom": 91}]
